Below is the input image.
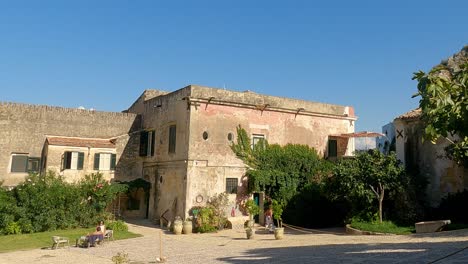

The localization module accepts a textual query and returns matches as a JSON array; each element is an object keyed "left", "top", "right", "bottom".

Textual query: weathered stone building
[
  {"left": 394, "top": 109, "right": 468, "bottom": 206},
  {"left": 1, "top": 85, "right": 357, "bottom": 222}
]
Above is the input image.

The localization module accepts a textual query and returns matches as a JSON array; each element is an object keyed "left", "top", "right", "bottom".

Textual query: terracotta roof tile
[{"left": 46, "top": 137, "right": 115, "bottom": 148}]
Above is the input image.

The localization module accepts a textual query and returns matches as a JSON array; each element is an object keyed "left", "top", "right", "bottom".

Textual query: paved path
[{"left": 1, "top": 220, "right": 468, "bottom": 263}]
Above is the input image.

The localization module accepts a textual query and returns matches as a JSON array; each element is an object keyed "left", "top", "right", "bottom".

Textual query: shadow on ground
[{"left": 217, "top": 240, "right": 468, "bottom": 264}]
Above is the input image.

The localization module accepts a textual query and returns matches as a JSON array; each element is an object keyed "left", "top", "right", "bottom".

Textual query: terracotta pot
[
  {"left": 183, "top": 221, "right": 193, "bottom": 234},
  {"left": 246, "top": 228, "right": 255, "bottom": 239},
  {"left": 274, "top": 227, "right": 284, "bottom": 240}
]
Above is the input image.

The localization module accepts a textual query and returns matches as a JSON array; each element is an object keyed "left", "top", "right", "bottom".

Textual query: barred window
[{"left": 225, "top": 178, "right": 238, "bottom": 194}]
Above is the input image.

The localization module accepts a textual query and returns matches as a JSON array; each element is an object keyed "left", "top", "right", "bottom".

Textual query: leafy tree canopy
[
  {"left": 412, "top": 46, "right": 468, "bottom": 165},
  {"left": 327, "top": 150, "right": 406, "bottom": 223},
  {"left": 231, "top": 125, "right": 327, "bottom": 206}
]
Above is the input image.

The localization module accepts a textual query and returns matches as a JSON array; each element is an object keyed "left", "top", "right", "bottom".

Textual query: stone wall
[
  {"left": 394, "top": 118, "right": 468, "bottom": 206},
  {"left": 184, "top": 86, "right": 355, "bottom": 218},
  {"left": 132, "top": 87, "right": 192, "bottom": 221},
  {"left": 0, "top": 102, "right": 141, "bottom": 186}
]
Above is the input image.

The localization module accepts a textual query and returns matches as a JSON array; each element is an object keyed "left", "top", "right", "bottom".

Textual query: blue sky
[{"left": 0, "top": 1, "right": 466, "bottom": 132}]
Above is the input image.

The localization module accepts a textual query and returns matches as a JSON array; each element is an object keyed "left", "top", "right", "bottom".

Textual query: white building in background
[{"left": 377, "top": 122, "right": 395, "bottom": 154}]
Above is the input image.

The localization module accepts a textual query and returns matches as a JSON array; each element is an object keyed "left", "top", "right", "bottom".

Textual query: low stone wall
[
  {"left": 345, "top": 224, "right": 396, "bottom": 236},
  {"left": 415, "top": 220, "right": 451, "bottom": 233}
]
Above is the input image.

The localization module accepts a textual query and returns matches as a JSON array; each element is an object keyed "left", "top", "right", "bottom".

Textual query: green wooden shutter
[
  {"left": 169, "top": 125, "right": 176, "bottom": 153},
  {"left": 139, "top": 131, "right": 148, "bottom": 156},
  {"left": 328, "top": 140, "right": 337, "bottom": 158},
  {"left": 77, "top": 152, "right": 84, "bottom": 170},
  {"left": 110, "top": 154, "right": 116, "bottom": 170},
  {"left": 94, "top": 153, "right": 100, "bottom": 170},
  {"left": 64, "top": 152, "right": 72, "bottom": 169},
  {"left": 150, "top": 131, "right": 155, "bottom": 156},
  {"left": 11, "top": 155, "right": 28, "bottom": 172}
]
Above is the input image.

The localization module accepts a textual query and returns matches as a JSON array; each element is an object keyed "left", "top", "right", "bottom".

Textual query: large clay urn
[
  {"left": 274, "top": 227, "right": 284, "bottom": 240},
  {"left": 183, "top": 220, "right": 193, "bottom": 234},
  {"left": 173, "top": 218, "right": 183, "bottom": 235}
]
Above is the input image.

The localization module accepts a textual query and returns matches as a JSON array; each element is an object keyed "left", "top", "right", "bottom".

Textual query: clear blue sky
[{"left": 0, "top": 1, "right": 466, "bottom": 132}]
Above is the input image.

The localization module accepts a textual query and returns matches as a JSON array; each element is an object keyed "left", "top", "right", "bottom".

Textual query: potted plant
[
  {"left": 244, "top": 199, "right": 260, "bottom": 239},
  {"left": 272, "top": 199, "right": 284, "bottom": 240}
]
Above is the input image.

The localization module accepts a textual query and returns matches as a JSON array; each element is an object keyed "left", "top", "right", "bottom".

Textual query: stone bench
[
  {"left": 415, "top": 220, "right": 451, "bottom": 233},
  {"left": 227, "top": 216, "right": 249, "bottom": 230}
]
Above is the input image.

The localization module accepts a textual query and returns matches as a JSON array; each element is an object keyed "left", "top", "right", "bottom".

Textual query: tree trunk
[
  {"left": 370, "top": 183, "right": 385, "bottom": 223},
  {"left": 379, "top": 186, "right": 385, "bottom": 223}
]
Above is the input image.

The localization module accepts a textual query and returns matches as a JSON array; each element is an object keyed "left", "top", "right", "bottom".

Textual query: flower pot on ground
[
  {"left": 183, "top": 219, "right": 193, "bottom": 234},
  {"left": 245, "top": 199, "right": 260, "bottom": 228},
  {"left": 173, "top": 217, "right": 183, "bottom": 235},
  {"left": 274, "top": 227, "right": 284, "bottom": 240},
  {"left": 272, "top": 199, "right": 285, "bottom": 240},
  {"left": 246, "top": 227, "right": 255, "bottom": 239}
]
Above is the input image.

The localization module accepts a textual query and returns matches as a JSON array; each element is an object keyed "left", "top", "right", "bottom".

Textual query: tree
[
  {"left": 327, "top": 150, "right": 405, "bottom": 223},
  {"left": 231, "top": 125, "right": 324, "bottom": 206},
  {"left": 412, "top": 46, "right": 468, "bottom": 165}
]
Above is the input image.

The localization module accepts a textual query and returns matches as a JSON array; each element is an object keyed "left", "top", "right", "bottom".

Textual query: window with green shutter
[
  {"left": 63, "top": 151, "right": 85, "bottom": 170},
  {"left": 150, "top": 131, "right": 155, "bottom": 156},
  {"left": 94, "top": 153, "right": 100, "bottom": 170},
  {"left": 77, "top": 152, "right": 84, "bottom": 170},
  {"left": 94, "top": 153, "right": 116, "bottom": 170},
  {"left": 110, "top": 153, "right": 116, "bottom": 170},
  {"left": 140, "top": 130, "right": 156, "bottom": 157},
  {"left": 27, "top": 157, "right": 40, "bottom": 173},
  {"left": 11, "top": 154, "right": 28, "bottom": 173},
  {"left": 169, "top": 125, "right": 176, "bottom": 153},
  {"left": 328, "top": 139, "right": 338, "bottom": 158}
]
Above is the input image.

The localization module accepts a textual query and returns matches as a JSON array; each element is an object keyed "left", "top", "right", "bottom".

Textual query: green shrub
[
  {"left": 4, "top": 222, "right": 21, "bottom": 235},
  {"left": 283, "top": 183, "right": 349, "bottom": 228},
  {"left": 196, "top": 207, "right": 215, "bottom": 233},
  {"left": 0, "top": 171, "right": 127, "bottom": 235},
  {"left": 244, "top": 199, "right": 260, "bottom": 220},
  {"left": 107, "top": 220, "right": 128, "bottom": 232}
]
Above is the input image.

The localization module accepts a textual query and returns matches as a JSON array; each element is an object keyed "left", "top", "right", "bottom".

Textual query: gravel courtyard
[{"left": 1, "top": 220, "right": 468, "bottom": 264}]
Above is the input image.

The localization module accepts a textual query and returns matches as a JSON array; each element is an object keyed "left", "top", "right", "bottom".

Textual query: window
[
  {"left": 168, "top": 125, "right": 176, "bottom": 153},
  {"left": 252, "top": 134, "right": 265, "bottom": 149},
  {"left": 139, "top": 130, "right": 155, "bottom": 157},
  {"left": 11, "top": 154, "right": 28, "bottom": 173},
  {"left": 328, "top": 139, "right": 337, "bottom": 158},
  {"left": 225, "top": 178, "right": 238, "bottom": 194},
  {"left": 94, "top": 153, "right": 116, "bottom": 171},
  {"left": 27, "top": 157, "right": 40, "bottom": 173},
  {"left": 63, "top": 152, "right": 84, "bottom": 170}
]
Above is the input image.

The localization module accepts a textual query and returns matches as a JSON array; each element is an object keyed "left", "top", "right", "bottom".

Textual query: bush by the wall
[
  {"left": 0, "top": 172, "right": 127, "bottom": 235},
  {"left": 283, "top": 183, "right": 349, "bottom": 228},
  {"left": 107, "top": 220, "right": 128, "bottom": 232}
]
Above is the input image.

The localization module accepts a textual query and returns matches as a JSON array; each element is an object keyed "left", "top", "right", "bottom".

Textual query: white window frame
[{"left": 252, "top": 134, "right": 265, "bottom": 149}]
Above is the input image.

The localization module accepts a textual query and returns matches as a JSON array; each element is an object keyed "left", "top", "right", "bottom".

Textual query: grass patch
[
  {"left": 0, "top": 227, "right": 141, "bottom": 253},
  {"left": 350, "top": 220, "right": 414, "bottom": 235}
]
